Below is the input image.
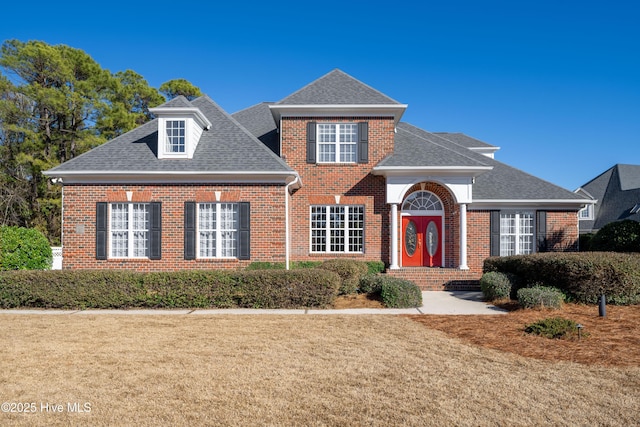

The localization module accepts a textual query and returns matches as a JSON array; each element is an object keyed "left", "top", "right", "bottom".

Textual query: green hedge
[
  {"left": 483, "top": 252, "right": 640, "bottom": 305},
  {"left": 319, "top": 259, "right": 369, "bottom": 295},
  {"left": 0, "top": 226, "right": 52, "bottom": 271},
  {"left": 380, "top": 277, "right": 422, "bottom": 308},
  {"left": 0, "top": 269, "right": 341, "bottom": 309},
  {"left": 517, "top": 286, "right": 565, "bottom": 309},
  {"left": 479, "top": 272, "right": 512, "bottom": 301}
]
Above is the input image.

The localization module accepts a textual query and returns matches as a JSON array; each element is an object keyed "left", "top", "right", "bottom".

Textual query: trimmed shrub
[
  {"left": 0, "top": 268, "right": 341, "bottom": 309},
  {"left": 365, "top": 261, "right": 386, "bottom": 275},
  {"left": 517, "top": 285, "right": 565, "bottom": 309},
  {"left": 479, "top": 272, "right": 512, "bottom": 300},
  {"left": 380, "top": 278, "right": 422, "bottom": 308},
  {"left": 358, "top": 274, "right": 385, "bottom": 294},
  {"left": 245, "top": 261, "right": 323, "bottom": 270},
  {"left": 319, "top": 259, "right": 369, "bottom": 295},
  {"left": 0, "top": 226, "right": 52, "bottom": 271},
  {"left": 589, "top": 219, "right": 640, "bottom": 252},
  {"left": 524, "top": 317, "right": 580, "bottom": 339},
  {"left": 483, "top": 252, "right": 640, "bottom": 305}
]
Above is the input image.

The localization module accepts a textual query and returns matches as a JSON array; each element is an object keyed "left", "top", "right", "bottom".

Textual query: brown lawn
[{"left": 0, "top": 310, "right": 638, "bottom": 426}]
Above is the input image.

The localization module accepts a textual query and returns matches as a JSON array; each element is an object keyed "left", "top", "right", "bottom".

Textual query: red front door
[{"left": 402, "top": 216, "right": 442, "bottom": 267}]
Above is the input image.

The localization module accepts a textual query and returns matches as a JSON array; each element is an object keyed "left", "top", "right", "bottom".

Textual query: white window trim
[
  {"left": 316, "top": 123, "right": 358, "bottom": 164},
  {"left": 579, "top": 204, "right": 594, "bottom": 220},
  {"left": 499, "top": 211, "right": 535, "bottom": 256},
  {"left": 310, "top": 205, "right": 365, "bottom": 254},
  {"left": 158, "top": 116, "right": 194, "bottom": 159},
  {"left": 196, "top": 203, "right": 239, "bottom": 259},
  {"left": 109, "top": 203, "right": 150, "bottom": 259}
]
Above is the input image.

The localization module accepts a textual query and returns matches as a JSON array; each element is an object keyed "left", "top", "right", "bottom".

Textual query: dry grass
[{"left": 0, "top": 313, "right": 638, "bottom": 426}]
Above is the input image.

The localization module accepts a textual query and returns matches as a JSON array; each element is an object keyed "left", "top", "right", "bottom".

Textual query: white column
[
  {"left": 459, "top": 203, "right": 469, "bottom": 270},
  {"left": 390, "top": 203, "right": 399, "bottom": 269}
]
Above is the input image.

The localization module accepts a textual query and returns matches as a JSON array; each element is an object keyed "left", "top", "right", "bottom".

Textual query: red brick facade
[
  {"left": 60, "top": 116, "right": 581, "bottom": 291},
  {"left": 283, "top": 116, "right": 394, "bottom": 263},
  {"left": 62, "top": 183, "right": 286, "bottom": 271}
]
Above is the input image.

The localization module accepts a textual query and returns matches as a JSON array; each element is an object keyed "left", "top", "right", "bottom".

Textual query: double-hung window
[
  {"left": 499, "top": 212, "right": 534, "bottom": 256},
  {"left": 198, "top": 203, "right": 239, "bottom": 258},
  {"left": 110, "top": 203, "right": 150, "bottom": 258},
  {"left": 310, "top": 205, "right": 364, "bottom": 253},
  {"left": 165, "top": 120, "right": 186, "bottom": 153},
  {"left": 318, "top": 123, "right": 357, "bottom": 163}
]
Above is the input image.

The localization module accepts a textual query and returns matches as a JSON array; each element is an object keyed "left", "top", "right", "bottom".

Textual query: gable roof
[
  {"left": 44, "top": 95, "right": 295, "bottom": 183},
  {"left": 578, "top": 164, "right": 640, "bottom": 230},
  {"left": 276, "top": 69, "right": 402, "bottom": 105},
  {"left": 375, "top": 123, "right": 586, "bottom": 203}
]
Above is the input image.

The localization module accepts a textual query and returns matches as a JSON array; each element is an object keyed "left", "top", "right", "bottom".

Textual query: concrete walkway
[{"left": 0, "top": 291, "right": 506, "bottom": 315}]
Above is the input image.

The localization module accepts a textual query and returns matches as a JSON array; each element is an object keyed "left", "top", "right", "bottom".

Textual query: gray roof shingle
[
  {"left": 378, "top": 123, "right": 584, "bottom": 201},
  {"left": 276, "top": 69, "right": 402, "bottom": 105},
  {"left": 46, "top": 95, "right": 293, "bottom": 175},
  {"left": 580, "top": 164, "right": 640, "bottom": 230}
]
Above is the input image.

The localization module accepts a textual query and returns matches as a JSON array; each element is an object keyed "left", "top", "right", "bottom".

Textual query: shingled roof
[
  {"left": 276, "top": 69, "right": 402, "bottom": 105},
  {"left": 45, "top": 95, "right": 294, "bottom": 181},
  {"left": 578, "top": 164, "right": 640, "bottom": 231}
]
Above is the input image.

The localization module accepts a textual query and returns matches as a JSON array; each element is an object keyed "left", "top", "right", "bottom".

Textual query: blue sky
[{"left": 2, "top": 0, "right": 638, "bottom": 191}]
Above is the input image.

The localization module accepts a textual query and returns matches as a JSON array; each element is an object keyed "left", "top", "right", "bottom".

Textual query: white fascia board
[
  {"left": 149, "top": 106, "right": 212, "bottom": 129},
  {"left": 43, "top": 170, "right": 301, "bottom": 186},
  {"left": 372, "top": 165, "right": 493, "bottom": 178},
  {"left": 469, "top": 199, "right": 596, "bottom": 210},
  {"left": 269, "top": 104, "right": 408, "bottom": 125}
]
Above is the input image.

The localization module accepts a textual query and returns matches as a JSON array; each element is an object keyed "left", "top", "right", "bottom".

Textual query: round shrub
[
  {"left": 358, "top": 274, "right": 384, "bottom": 294},
  {"left": 589, "top": 219, "right": 640, "bottom": 252},
  {"left": 479, "top": 271, "right": 512, "bottom": 300},
  {"left": 517, "top": 285, "right": 565, "bottom": 309},
  {"left": 320, "top": 259, "right": 369, "bottom": 295},
  {"left": 524, "top": 317, "right": 580, "bottom": 339},
  {"left": 380, "top": 278, "right": 422, "bottom": 308},
  {"left": 0, "top": 226, "right": 52, "bottom": 270}
]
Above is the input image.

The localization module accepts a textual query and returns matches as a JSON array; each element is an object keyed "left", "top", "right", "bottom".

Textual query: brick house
[{"left": 44, "top": 69, "right": 591, "bottom": 289}]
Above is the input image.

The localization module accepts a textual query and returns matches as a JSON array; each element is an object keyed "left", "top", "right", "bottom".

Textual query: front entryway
[{"left": 402, "top": 216, "right": 442, "bottom": 267}]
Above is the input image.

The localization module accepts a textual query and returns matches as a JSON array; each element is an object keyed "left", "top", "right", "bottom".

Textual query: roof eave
[
  {"left": 269, "top": 104, "right": 408, "bottom": 126},
  {"left": 43, "top": 170, "right": 301, "bottom": 186},
  {"left": 469, "top": 199, "right": 595, "bottom": 210},
  {"left": 371, "top": 165, "right": 493, "bottom": 178}
]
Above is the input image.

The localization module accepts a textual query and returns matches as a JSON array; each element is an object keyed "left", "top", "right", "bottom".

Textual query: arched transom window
[{"left": 402, "top": 191, "right": 443, "bottom": 212}]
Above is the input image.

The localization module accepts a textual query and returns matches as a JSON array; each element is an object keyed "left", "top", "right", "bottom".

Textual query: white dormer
[{"left": 149, "top": 104, "right": 212, "bottom": 159}]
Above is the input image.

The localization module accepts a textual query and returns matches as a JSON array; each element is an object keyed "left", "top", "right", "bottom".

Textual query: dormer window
[
  {"left": 165, "top": 120, "right": 186, "bottom": 153},
  {"left": 149, "top": 99, "right": 212, "bottom": 160}
]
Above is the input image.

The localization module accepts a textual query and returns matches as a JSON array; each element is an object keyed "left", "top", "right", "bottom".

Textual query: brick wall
[
  {"left": 62, "top": 183, "right": 286, "bottom": 271},
  {"left": 282, "top": 116, "right": 394, "bottom": 263}
]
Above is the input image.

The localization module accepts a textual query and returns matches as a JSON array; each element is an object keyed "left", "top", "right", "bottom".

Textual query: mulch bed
[{"left": 405, "top": 303, "right": 640, "bottom": 367}]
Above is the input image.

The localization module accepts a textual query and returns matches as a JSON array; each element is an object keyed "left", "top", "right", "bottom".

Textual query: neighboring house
[
  {"left": 576, "top": 164, "right": 640, "bottom": 234},
  {"left": 44, "top": 69, "right": 591, "bottom": 289}
]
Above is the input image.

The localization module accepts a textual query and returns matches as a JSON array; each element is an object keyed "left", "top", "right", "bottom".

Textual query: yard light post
[
  {"left": 599, "top": 294, "right": 606, "bottom": 317},
  {"left": 577, "top": 324, "right": 583, "bottom": 340}
]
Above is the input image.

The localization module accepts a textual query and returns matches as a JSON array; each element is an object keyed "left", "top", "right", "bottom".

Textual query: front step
[{"left": 386, "top": 268, "right": 481, "bottom": 291}]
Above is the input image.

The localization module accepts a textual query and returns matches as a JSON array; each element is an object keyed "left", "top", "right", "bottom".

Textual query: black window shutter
[
  {"left": 490, "top": 211, "right": 501, "bottom": 257},
  {"left": 306, "top": 121, "right": 316, "bottom": 164},
  {"left": 536, "top": 210, "right": 547, "bottom": 252},
  {"left": 358, "top": 122, "right": 369, "bottom": 163},
  {"left": 184, "top": 202, "right": 196, "bottom": 260},
  {"left": 238, "top": 202, "right": 251, "bottom": 260},
  {"left": 96, "top": 202, "right": 108, "bottom": 260},
  {"left": 149, "top": 202, "right": 162, "bottom": 260}
]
